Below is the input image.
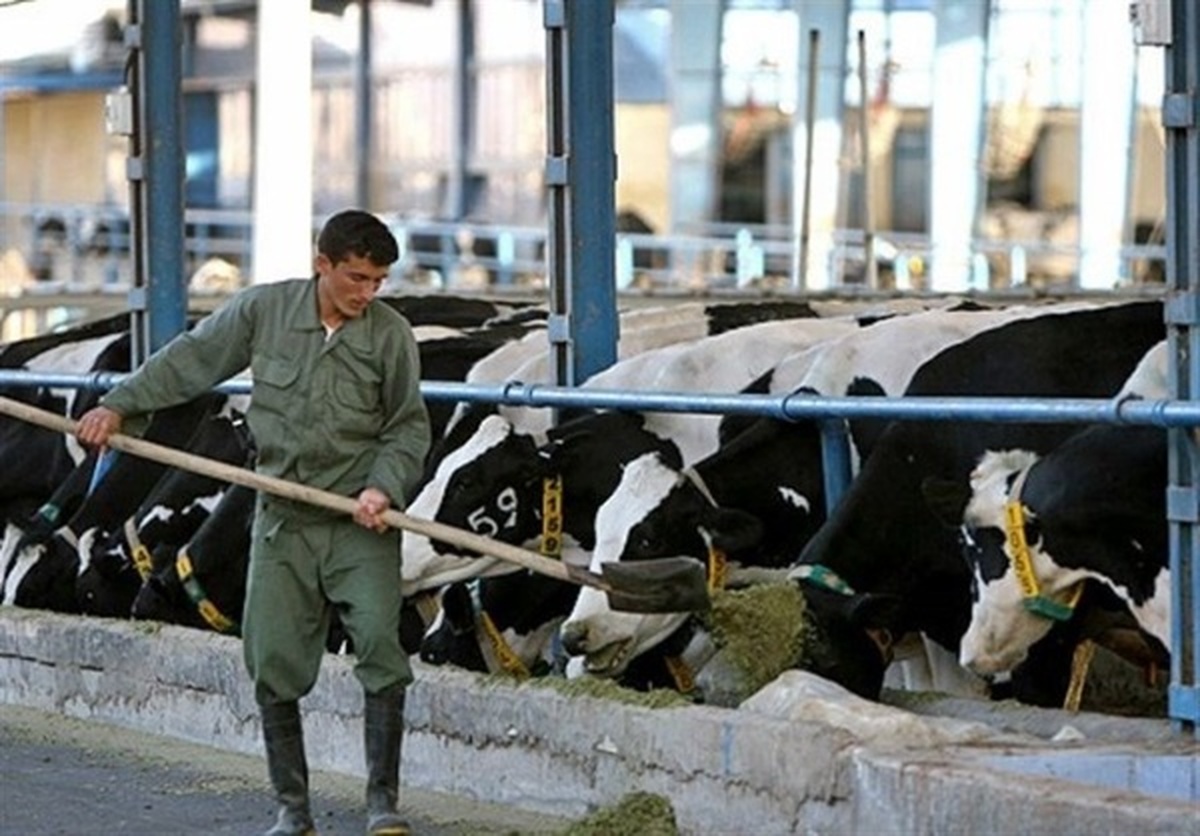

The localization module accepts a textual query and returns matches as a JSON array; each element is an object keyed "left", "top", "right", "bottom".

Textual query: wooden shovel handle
[{"left": 0, "top": 396, "right": 592, "bottom": 590}]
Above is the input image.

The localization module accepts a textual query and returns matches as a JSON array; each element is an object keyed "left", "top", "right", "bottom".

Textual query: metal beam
[
  {"left": 543, "top": 0, "right": 618, "bottom": 389},
  {"left": 131, "top": 0, "right": 187, "bottom": 358},
  {"left": 1163, "top": 0, "right": 1200, "bottom": 736},
  {"left": 354, "top": 0, "right": 374, "bottom": 208},
  {"left": 446, "top": 0, "right": 476, "bottom": 220},
  {"left": 791, "top": 0, "right": 849, "bottom": 291}
]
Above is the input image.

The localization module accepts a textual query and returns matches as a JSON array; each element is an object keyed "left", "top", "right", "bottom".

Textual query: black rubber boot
[
  {"left": 261, "top": 701, "right": 317, "bottom": 836},
  {"left": 363, "top": 685, "right": 410, "bottom": 836}
]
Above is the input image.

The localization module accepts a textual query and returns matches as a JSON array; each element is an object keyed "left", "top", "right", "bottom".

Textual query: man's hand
[
  {"left": 353, "top": 487, "right": 392, "bottom": 533},
  {"left": 75, "top": 406, "right": 123, "bottom": 450}
]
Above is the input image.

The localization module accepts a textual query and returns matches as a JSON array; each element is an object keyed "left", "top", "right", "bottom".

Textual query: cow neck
[
  {"left": 683, "top": 467, "right": 728, "bottom": 591},
  {"left": 469, "top": 580, "right": 531, "bottom": 679},
  {"left": 539, "top": 475, "right": 563, "bottom": 558},
  {"left": 175, "top": 549, "right": 239, "bottom": 635},
  {"left": 1003, "top": 466, "right": 1083, "bottom": 622},
  {"left": 122, "top": 517, "right": 153, "bottom": 581},
  {"left": 788, "top": 563, "right": 855, "bottom": 596}
]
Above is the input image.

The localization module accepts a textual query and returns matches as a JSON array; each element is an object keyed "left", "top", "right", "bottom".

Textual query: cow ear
[
  {"left": 845, "top": 377, "right": 890, "bottom": 461},
  {"left": 922, "top": 475, "right": 971, "bottom": 528},
  {"left": 540, "top": 428, "right": 590, "bottom": 474},
  {"left": 705, "top": 507, "right": 764, "bottom": 553}
]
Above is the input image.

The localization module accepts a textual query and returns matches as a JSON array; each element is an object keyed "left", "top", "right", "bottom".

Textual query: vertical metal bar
[
  {"left": 792, "top": 28, "right": 819, "bottom": 291},
  {"left": 819, "top": 419, "right": 852, "bottom": 516},
  {"left": 139, "top": 0, "right": 186, "bottom": 355},
  {"left": 125, "top": 0, "right": 146, "bottom": 366},
  {"left": 1164, "top": 0, "right": 1200, "bottom": 736},
  {"left": 354, "top": 0, "right": 374, "bottom": 208},
  {"left": 543, "top": 0, "right": 571, "bottom": 391},
  {"left": 565, "top": 0, "right": 617, "bottom": 384},
  {"left": 856, "top": 29, "right": 876, "bottom": 289},
  {"left": 447, "top": 0, "right": 475, "bottom": 221}
]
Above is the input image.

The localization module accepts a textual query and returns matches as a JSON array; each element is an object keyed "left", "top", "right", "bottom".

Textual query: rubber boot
[
  {"left": 261, "top": 701, "right": 317, "bottom": 836},
  {"left": 363, "top": 684, "right": 410, "bottom": 836}
]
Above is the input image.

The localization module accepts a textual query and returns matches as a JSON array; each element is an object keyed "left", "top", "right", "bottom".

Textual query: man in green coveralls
[{"left": 75, "top": 210, "right": 431, "bottom": 836}]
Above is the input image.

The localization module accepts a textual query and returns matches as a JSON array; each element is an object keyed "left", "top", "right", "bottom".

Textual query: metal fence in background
[{"left": 0, "top": 200, "right": 1171, "bottom": 302}]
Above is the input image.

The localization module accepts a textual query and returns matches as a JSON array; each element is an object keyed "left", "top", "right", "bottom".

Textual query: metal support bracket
[
  {"left": 545, "top": 155, "right": 568, "bottom": 186},
  {"left": 1163, "top": 92, "right": 1196, "bottom": 129},
  {"left": 1167, "top": 486, "right": 1200, "bottom": 523},
  {"left": 126, "top": 286, "right": 148, "bottom": 312},
  {"left": 543, "top": 0, "right": 564, "bottom": 28},
  {"left": 1169, "top": 684, "right": 1199, "bottom": 723},
  {"left": 1164, "top": 291, "right": 1200, "bottom": 325},
  {"left": 546, "top": 314, "right": 571, "bottom": 346}
]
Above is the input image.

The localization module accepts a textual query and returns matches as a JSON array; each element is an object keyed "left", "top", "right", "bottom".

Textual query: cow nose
[
  {"left": 559, "top": 621, "right": 588, "bottom": 657},
  {"left": 961, "top": 647, "right": 1012, "bottom": 677}
]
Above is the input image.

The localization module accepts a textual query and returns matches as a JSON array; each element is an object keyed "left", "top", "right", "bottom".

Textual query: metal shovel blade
[{"left": 568, "top": 556, "right": 711, "bottom": 614}]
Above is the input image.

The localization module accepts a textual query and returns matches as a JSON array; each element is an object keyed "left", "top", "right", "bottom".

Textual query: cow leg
[
  {"left": 260, "top": 701, "right": 316, "bottom": 836},
  {"left": 363, "top": 684, "right": 410, "bottom": 835}
]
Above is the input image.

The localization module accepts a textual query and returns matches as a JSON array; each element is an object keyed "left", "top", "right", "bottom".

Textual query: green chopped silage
[
  {"left": 563, "top": 791, "right": 679, "bottom": 836},
  {"left": 523, "top": 672, "right": 694, "bottom": 708},
  {"left": 701, "top": 582, "right": 809, "bottom": 695}
]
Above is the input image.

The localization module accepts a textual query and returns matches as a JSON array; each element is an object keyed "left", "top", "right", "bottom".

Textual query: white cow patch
[
  {"left": 963, "top": 449, "right": 1040, "bottom": 531},
  {"left": 1, "top": 542, "right": 44, "bottom": 606},
  {"left": 402, "top": 414, "right": 533, "bottom": 591},
  {"left": 24, "top": 332, "right": 127, "bottom": 464},
  {"left": 561, "top": 453, "right": 691, "bottom": 676},
  {"left": 777, "top": 486, "right": 810, "bottom": 512},
  {"left": 1118, "top": 569, "right": 1171, "bottom": 649}
]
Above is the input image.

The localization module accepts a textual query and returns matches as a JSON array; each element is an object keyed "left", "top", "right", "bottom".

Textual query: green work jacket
[{"left": 102, "top": 279, "right": 430, "bottom": 511}]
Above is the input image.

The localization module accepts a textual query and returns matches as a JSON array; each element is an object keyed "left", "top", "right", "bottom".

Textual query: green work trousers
[{"left": 243, "top": 501, "right": 412, "bottom": 704}]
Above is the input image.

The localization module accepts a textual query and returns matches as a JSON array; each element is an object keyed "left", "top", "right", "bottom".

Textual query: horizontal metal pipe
[{"left": 2, "top": 370, "right": 1198, "bottom": 429}]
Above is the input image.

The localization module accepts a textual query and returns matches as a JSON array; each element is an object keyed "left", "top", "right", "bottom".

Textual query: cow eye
[{"left": 628, "top": 528, "right": 662, "bottom": 557}]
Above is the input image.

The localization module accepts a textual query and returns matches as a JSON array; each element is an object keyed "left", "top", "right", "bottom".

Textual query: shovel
[{"left": 0, "top": 395, "right": 711, "bottom": 613}]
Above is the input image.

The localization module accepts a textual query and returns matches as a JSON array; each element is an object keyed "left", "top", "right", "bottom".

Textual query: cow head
[
  {"left": 786, "top": 577, "right": 904, "bottom": 700},
  {"left": 559, "top": 452, "right": 762, "bottom": 678},
  {"left": 2, "top": 529, "right": 80, "bottom": 613},
  {"left": 939, "top": 449, "right": 1088, "bottom": 676},
  {"left": 420, "top": 573, "right": 575, "bottom": 677}
]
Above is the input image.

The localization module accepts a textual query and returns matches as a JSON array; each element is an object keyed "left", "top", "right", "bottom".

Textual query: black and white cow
[
  {"left": 947, "top": 341, "right": 1172, "bottom": 677},
  {"left": 412, "top": 410, "right": 685, "bottom": 672},
  {"left": 0, "top": 329, "right": 132, "bottom": 515},
  {"left": 131, "top": 482, "right": 255, "bottom": 635},
  {"left": 558, "top": 301, "right": 1166, "bottom": 702},
  {"left": 403, "top": 317, "right": 859, "bottom": 595},
  {"left": 75, "top": 406, "right": 255, "bottom": 617},
  {"left": 790, "top": 300, "right": 1165, "bottom": 702},
  {"left": 1, "top": 392, "right": 230, "bottom": 613},
  {"left": 378, "top": 294, "right": 541, "bottom": 330},
  {"left": 551, "top": 304, "right": 1071, "bottom": 693}
]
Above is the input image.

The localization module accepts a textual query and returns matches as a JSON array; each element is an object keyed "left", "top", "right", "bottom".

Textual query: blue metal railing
[
  {"left": 5, "top": 369, "right": 1200, "bottom": 507},
  {"left": 0, "top": 367, "right": 1196, "bottom": 732}
]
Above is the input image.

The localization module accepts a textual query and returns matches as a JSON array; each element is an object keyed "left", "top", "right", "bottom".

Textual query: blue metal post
[
  {"left": 355, "top": 0, "right": 374, "bottom": 208},
  {"left": 140, "top": 0, "right": 187, "bottom": 355},
  {"left": 1163, "top": 0, "right": 1200, "bottom": 736},
  {"left": 447, "top": 0, "right": 476, "bottom": 221},
  {"left": 544, "top": 0, "right": 618, "bottom": 388}
]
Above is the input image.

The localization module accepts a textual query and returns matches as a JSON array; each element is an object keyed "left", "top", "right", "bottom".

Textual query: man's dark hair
[{"left": 317, "top": 210, "right": 400, "bottom": 267}]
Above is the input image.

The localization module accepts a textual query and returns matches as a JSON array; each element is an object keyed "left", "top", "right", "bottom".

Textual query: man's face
[{"left": 316, "top": 252, "right": 389, "bottom": 322}]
